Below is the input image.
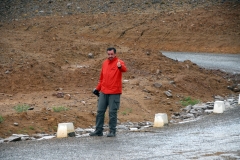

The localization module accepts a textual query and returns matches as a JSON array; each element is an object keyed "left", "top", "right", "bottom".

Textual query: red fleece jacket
[{"left": 96, "top": 57, "right": 127, "bottom": 94}]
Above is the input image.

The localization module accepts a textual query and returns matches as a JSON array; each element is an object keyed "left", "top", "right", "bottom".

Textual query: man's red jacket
[{"left": 96, "top": 57, "right": 127, "bottom": 94}]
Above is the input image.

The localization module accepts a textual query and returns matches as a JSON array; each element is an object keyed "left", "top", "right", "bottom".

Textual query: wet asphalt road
[
  {"left": 1, "top": 105, "right": 240, "bottom": 160},
  {"left": 161, "top": 51, "right": 240, "bottom": 74}
]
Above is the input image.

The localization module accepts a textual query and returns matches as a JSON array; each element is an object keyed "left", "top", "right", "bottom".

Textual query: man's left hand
[{"left": 93, "top": 88, "right": 99, "bottom": 97}]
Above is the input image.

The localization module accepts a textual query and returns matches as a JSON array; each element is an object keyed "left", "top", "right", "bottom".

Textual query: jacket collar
[{"left": 108, "top": 57, "right": 117, "bottom": 63}]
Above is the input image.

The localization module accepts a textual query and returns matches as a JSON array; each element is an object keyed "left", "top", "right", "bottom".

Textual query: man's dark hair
[{"left": 107, "top": 47, "right": 116, "bottom": 53}]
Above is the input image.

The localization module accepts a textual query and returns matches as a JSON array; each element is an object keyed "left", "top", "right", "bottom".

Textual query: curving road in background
[{"left": 162, "top": 51, "right": 240, "bottom": 74}]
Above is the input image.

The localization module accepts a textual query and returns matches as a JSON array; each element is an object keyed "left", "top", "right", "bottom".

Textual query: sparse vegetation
[
  {"left": 14, "top": 104, "right": 30, "bottom": 113},
  {"left": 180, "top": 97, "right": 200, "bottom": 106},
  {"left": 29, "top": 126, "right": 34, "bottom": 130},
  {"left": 122, "top": 111, "right": 127, "bottom": 115},
  {"left": 0, "top": 115, "right": 4, "bottom": 123},
  {"left": 53, "top": 126, "right": 58, "bottom": 132},
  {"left": 18, "top": 128, "right": 28, "bottom": 134},
  {"left": 7, "top": 130, "right": 12, "bottom": 135},
  {"left": 53, "top": 106, "right": 68, "bottom": 112},
  {"left": 122, "top": 108, "right": 133, "bottom": 115}
]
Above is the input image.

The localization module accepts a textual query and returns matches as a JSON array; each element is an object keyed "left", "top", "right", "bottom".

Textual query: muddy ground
[{"left": 0, "top": 0, "right": 240, "bottom": 138}]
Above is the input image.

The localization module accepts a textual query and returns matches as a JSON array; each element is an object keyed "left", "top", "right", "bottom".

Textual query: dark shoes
[
  {"left": 89, "top": 130, "right": 116, "bottom": 137},
  {"left": 107, "top": 132, "right": 116, "bottom": 137},
  {"left": 89, "top": 130, "right": 103, "bottom": 136}
]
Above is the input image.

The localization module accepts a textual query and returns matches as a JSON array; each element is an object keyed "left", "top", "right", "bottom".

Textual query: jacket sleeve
[
  {"left": 96, "top": 68, "right": 103, "bottom": 91},
  {"left": 119, "top": 60, "right": 127, "bottom": 72}
]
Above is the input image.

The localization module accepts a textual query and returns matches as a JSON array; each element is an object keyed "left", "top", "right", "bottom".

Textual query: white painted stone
[
  {"left": 238, "top": 94, "right": 240, "bottom": 105},
  {"left": 153, "top": 113, "right": 164, "bottom": 127},
  {"left": 57, "top": 122, "right": 75, "bottom": 138},
  {"left": 213, "top": 101, "right": 225, "bottom": 113}
]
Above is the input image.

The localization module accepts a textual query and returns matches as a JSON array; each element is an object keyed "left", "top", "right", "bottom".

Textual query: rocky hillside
[
  {"left": 0, "top": 0, "right": 239, "bottom": 138},
  {"left": 1, "top": 0, "right": 239, "bottom": 20}
]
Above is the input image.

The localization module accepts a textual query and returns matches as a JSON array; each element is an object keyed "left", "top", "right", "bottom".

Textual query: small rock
[
  {"left": 192, "top": 104, "right": 207, "bottom": 110},
  {"left": 207, "top": 106, "right": 214, "bottom": 109},
  {"left": 169, "top": 81, "right": 175, "bottom": 84},
  {"left": 171, "top": 115, "right": 179, "bottom": 119},
  {"left": 214, "top": 95, "right": 224, "bottom": 101},
  {"left": 233, "top": 84, "right": 240, "bottom": 92},
  {"left": 181, "top": 113, "right": 195, "bottom": 119},
  {"left": 116, "top": 125, "right": 129, "bottom": 131},
  {"left": 32, "top": 133, "right": 49, "bottom": 138},
  {"left": 56, "top": 92, "right": 64, "bottom": 98},
  {"left": 129, "top": 128, "right": 138, "bottom": 131},
  {"left": 75, "top": 128, "right": 85, "bottom": 135},
  {"left": 4, "top": 135, "right": 21, "bottom": 142},
  {"left": 14, "top": 123, "right": 18, "bottom": 126},
  {"left": 12, "top": 134, "right": 29, "bottom": 137},
  {"left": 153, "top": 83, "right": 162, "bottom": 88},
  {"left": 144, "top": 96, "right": 151, "bottom": 99},
  {"left": 224, "top": 100, "right": 231, "bottom": 108},
  {"left": 117, "top": 119, "right": 121, "bottom": 124},
  {"left": 164, "top": 91, "right": 172, "bottom": 97},
  {"left": 205, "top": 110, "right": 213, "bottom": 114},
  {"left": 182, "top": 105, "right": 192, "bottom": 111},
  {"left": 156, "top": 69, "right": 161, "bottom": 75},
  {"left": 228, "top": 84, "right": 240, "bottom": 92},
  {"left": 88, "top": 53, "right": 94, "bottom": 58},
  {"left": 21, "top": 137, "right": 35, "bottom": 141},
  {"left": 37, "top": 136, "right": 55, "bottom": 140},
  {"left": 84, "top": 128, "right": 95, "bottom": 133},
  {"left": 75, "top": 133, "right": 90, "bottom": 138},
  {"left": 68, "top": 132, "right": 76, "bottom": 137},
  {"left": 173, "top": 112, "right": 180, "bottom": 116},
  {"left": 64, "top": 94, "right": 71, "bottom": 100},
  {"left": 55, "top": 88, "right": 63, "bottom": 91}
]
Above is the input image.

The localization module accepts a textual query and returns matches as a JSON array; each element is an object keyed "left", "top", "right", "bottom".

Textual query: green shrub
[
  {"left": 180, "top": 97, "right": 200, "bottom": 106},
  {"left": 14, "top": 104, "right": 30, "bottom": 113},
  {"left": 53, "top": 106, "right": 68, "bottom": 112},
  {"left": 29, "top": 126, "right": 34, "bottom": 130},
  {"left": 121, "top": 108, "right": 132, "bottom": 115},
  {"left": 122, "top": 111, "right": 127, "bottom": 115},
  {"left": 0, "top": 115, "right": 4, "bottom": 123}
]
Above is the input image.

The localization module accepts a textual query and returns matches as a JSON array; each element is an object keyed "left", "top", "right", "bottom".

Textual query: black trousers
[{"left": 95, "top": 93, "right": 120, "bottom": 133}]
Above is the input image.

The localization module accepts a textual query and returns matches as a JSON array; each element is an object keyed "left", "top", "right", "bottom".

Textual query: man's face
[{"left": 107, "top": 50, "right": 116, "bottom": 60}]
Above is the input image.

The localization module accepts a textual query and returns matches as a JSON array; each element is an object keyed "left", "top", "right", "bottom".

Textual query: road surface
[
  {"left": 1, "top": 105, "right": 239, "bottom": 160},
  {"left": 162, "top": 51, "right": 240, "bottom": 74}
]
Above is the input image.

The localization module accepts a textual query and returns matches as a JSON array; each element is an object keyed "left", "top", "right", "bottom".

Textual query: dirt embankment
[{"left": 0, "top": 0, "right": 239, "bottom": 138}]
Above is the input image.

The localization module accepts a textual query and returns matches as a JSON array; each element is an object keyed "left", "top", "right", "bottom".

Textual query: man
[{"left": 90, "top": 47, "right": 127, "bottom": 137}]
